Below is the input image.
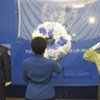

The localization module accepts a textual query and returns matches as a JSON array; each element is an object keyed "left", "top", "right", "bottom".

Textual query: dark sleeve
[{"left": 2, "top": 47, "right": 11, "bottom": 82}]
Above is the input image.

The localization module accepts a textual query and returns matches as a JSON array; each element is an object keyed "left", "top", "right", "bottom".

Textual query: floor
[
  {"left": 6, "top": 98, "right": 96, "bottom": 100},
  {"left": 6, "top": 86, "right": 97, "bottom": 100},
  {"left": 6, "top": 98, "right": 24, "bottom": 100}
]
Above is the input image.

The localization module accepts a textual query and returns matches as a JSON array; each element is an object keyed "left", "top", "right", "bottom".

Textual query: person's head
[{"left": 31, "top": 37, "right": 47, "bottom": 55}]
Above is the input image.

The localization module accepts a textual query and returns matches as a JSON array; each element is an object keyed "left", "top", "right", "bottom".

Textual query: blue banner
[
  {"left": 11, "top": 38, "right": 99, "bottom": 85},
  {"left": 0, "top": 0, "right": 100, "bottom": 86}
]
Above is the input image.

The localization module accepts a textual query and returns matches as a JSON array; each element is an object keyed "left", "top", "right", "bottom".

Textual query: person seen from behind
[{"left": 23, "top": 37, "right": 62, "bottom": 100}]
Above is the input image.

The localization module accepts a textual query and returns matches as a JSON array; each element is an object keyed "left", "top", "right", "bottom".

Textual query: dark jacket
[{"left": 0, "top": 45, "right": 11, "bottom": 83}]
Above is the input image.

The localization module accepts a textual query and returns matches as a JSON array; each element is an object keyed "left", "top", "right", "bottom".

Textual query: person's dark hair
[{"left": 31, "top": 37, "right": 47, "bottom": 55}]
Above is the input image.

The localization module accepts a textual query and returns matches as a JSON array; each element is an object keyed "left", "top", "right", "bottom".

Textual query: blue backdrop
[{"left": 0, "top": 0, "right": 100, "bottom": 86}]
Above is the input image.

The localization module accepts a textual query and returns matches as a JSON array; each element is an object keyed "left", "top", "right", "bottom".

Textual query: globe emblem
[{"left": 42, "top": 2, "right": 78, "bottom": 29}]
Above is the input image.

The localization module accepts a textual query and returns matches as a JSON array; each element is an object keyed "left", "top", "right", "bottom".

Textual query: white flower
[{"left": 32, "top": 22, "right": 72, "bottom": 60}]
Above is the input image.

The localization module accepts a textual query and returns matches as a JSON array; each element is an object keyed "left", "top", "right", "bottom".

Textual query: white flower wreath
[{"left": 32, "top": 22, "right": 72, "bottom": 60}]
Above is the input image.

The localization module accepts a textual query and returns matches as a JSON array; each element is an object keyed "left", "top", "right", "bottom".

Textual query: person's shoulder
[
  {"left": 0, "top": 45, "right": 10, "bottom": 55},
  {"left": 0, "top": 45, "right": 4, "bottom": 47},
  {"left": 0, "top": 45, "right": 8, "bottom": 49},
  {"left": 23, "top": 58, "right": 30, "bottom": 62},
  {"left": 0, "top": 44, "right": 7, "bottom": 48},
  {"left": 23, "top": 57, "right": 33, "bottom": 64}
]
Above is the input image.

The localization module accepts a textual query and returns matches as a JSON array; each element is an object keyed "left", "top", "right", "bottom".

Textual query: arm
[
  {"left": 52, "top": 61, "right": 63, "bottom": 74},
  {"left": 83, "top": 42, "right": 100, "bottom": 62},
  {"left": 2, "top": 47, "right": 11, "bottom": 82}
]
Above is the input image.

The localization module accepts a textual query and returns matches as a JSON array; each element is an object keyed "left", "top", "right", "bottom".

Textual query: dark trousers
[{"left": 0, "top": 83, "right": 6, "bottom": 100}]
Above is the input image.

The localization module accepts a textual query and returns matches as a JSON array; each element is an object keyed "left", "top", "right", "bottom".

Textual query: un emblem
[{"left": 42, "top": 2, "right": 78, "bottom": 29}]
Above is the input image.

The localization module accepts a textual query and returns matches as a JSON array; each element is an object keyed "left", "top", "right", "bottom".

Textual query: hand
[
  {"left": 5, "top": 82, "right": 11, "bottom": 87},
  {"left": 91, "top": 42, "right": 100, "bottom": 50}
]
